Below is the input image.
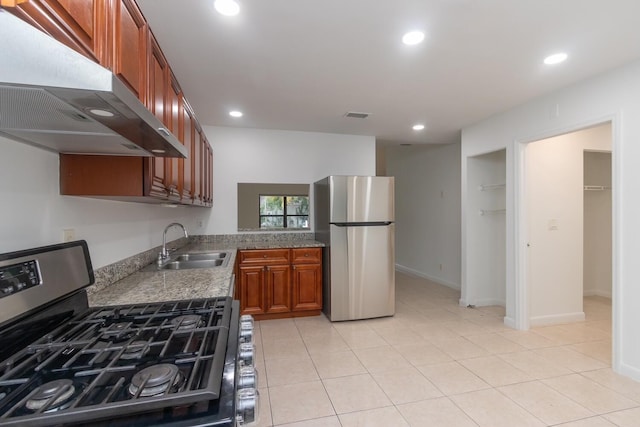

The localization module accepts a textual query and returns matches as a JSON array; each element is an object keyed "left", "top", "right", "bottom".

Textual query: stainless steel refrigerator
[{"left": 314, "top": 176, "right": 395, "bottom": 321}]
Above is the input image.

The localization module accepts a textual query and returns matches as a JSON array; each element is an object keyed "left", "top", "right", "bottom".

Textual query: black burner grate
[{"left": 0, "top": 297, "right": 232, "bottom": 426}]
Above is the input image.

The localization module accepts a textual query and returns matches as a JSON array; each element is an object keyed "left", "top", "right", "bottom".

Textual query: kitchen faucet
[{"left": 158, "top": 223, "right": 188, "bottom": 265}]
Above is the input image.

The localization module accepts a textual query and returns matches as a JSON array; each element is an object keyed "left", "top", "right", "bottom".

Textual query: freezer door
[
  {"left": 329, "top": 176, "right": 394, "bottom": 223},
  {"left": 328, "top": 223, "right": 395, "bottom": 321}
]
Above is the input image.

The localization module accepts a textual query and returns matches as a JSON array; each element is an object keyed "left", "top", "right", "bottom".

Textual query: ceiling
[{"left": 136, "top": 0, "right": 640, "bottom": 145}]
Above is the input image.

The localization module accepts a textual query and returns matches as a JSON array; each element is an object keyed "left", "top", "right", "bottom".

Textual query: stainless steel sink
[
  {"left": 142, "top": 251, "right": 231, "bottom": 271},
  {"left": 173, "top": 252, "right": 227, "bottom": 262},
  {"left": 159, "top": 258, "right": 225, "bottom": 270}
]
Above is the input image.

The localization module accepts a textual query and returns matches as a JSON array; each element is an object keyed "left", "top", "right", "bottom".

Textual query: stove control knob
[
  {"left": 239, "top": 324, "right": 253, "bottom": 344},
  {"left": 238, "top": 342, "right": 255, "bottom": 367},
  {"left": 236, "top": 387, "right": 259, "bottom": 426},
  {"left": 239, "top": 315, "right": 254, "bottom": 343},
  {"left": 237, "top": 366, "right": 258, "bottom": 389},
  {"left": 1, "top": 287, "right": 13, "bottom": 295},
  {"left": 240, "top": 314, "right": 254, "bottom": 322}
]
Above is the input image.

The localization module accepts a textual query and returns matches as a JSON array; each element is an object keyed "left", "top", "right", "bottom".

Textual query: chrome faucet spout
[{"left": 159, "top": 223, "right": 188, "bottom": 263}]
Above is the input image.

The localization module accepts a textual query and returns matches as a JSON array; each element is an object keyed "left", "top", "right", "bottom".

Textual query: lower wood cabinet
[
  {"left": 291, "top": 264, "right": 322, "bottom": 311},
  {"left": 236, "top": 247, "right": 322, "bottom": 319}
]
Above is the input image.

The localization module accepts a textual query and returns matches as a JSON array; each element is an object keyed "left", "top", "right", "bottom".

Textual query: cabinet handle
[
  {"left": 263, "top": 254, "right": 267, "bottom": 258},
  {"left": 305, "top": 253, "right": 309, "bottom": 257}
]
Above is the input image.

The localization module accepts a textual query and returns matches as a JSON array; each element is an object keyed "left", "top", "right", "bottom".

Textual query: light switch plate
[{"left": 63, "top": 228, "right": 76, "bottom": 242}]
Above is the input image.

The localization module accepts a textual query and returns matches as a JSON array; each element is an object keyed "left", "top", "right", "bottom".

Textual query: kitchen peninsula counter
[{"left": 88, "top": 239, "right": 323, "bottom": 307}]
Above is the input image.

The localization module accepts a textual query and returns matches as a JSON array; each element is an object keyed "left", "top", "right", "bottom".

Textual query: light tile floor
[{"left": 251, "top": 272, "right": 640, "bottom": 426}]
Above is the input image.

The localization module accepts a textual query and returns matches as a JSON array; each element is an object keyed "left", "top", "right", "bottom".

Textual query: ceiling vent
[{"left": 344, "top": 111, "right": 370, "bottom": 119}]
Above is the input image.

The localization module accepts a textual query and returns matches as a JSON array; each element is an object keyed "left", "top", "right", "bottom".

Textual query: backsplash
[
  {"left": 89, "top": 237, "right": 189, "bottom": 295},
  {"left": 191, "top": 232, "right": 315, "bottom": 244}
]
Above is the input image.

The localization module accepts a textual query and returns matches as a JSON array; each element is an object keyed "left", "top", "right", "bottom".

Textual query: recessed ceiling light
[
  {"left": 214, "top": 0, "right": 240, "bottom": 16},
  {"left": 88, "top": 108, "right": 115, "bottom": 117},
  {"left": 402, "top": 31, "right": 425, "bottom": 46},
  {"left": 544, "top": 52, "right": 568, "bottom": 65},
  {"left": 229, "top": 110, "right": 243, "bottom": 118},
  {"left": 412, "top": 124, "right": 425, "bottom": 131}
]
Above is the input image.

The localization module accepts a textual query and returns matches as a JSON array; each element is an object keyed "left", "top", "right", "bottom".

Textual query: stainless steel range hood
[{"left": 0, "top": 11, "right": 187, "bottom": 158}]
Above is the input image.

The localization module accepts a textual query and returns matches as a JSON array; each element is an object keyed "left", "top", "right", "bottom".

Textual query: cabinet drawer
[
  {"left": 239, "top": 249, "right": 290, "bottom": 265},
  {"left": 291, "top": 247, "right": 322, "bottom": 264}
]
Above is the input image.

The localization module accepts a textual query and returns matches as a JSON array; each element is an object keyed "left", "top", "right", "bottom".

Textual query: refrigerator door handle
[{"left": 332, "top": 221, "right": 393, "bottom": 227}]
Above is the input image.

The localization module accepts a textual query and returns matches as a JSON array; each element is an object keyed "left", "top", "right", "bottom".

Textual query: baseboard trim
[
  {"left": 530, "top": 312, "right": 586, "bottom": 327},
  {"left": 395, "top": 264, "right": 460, "bottom": 290},
  {"left": 616, "top": 361, "right": 640, "bottom": 382},
  {"left": 473, "top": 298, "right": 506, "bottom": 307},
  {"left": 503, "top": 317, "right": 516, "bottom": 329},
  {"left": 583, "top": 289, "right": 612, "bottom": 298}
]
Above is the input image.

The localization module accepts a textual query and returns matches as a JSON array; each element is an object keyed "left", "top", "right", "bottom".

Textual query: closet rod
[
  {"left": 583, "top": 185, "right": 611, "bottom": 191},
  {"left": 479, "top": 209, "right": 506, "bottom": 216},
  {"left": 478, "top": 183, "right": 506, "bottom": 191}
]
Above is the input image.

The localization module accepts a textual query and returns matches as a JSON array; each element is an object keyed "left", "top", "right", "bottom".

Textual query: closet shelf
[
  {"left": 478, "top": 183, "right": 506, "bottom": 191},
  {"left": 584, "top": 185, "right": 611, "bottom": 191},
  {"left": 479, "top": 209, "right": 506, "bottom": 216}
]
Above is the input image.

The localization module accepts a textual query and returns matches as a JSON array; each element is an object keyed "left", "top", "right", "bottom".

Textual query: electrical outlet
[
  {"left": 63, "top": 228, "right": 76, "bottom": 242},
  {"left": 197, "top": 220, "right": 204, "bottom": 229}
]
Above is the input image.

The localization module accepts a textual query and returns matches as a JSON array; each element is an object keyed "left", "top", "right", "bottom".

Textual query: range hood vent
[{"left": 0, "top": 11, "right": 186, "bottom": 158}]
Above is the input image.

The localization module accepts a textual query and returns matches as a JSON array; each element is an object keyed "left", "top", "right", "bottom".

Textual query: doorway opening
[
  {"left": 463, "top": 149, "right": 507, "bottom": 320},
  {"left": 521, "top": 121, "right": 612, "bottom": 364}
]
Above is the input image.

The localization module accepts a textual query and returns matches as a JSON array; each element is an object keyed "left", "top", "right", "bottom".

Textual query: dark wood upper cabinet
[
  {"left": 204, "top": 141, "right": 213, "bottom": 204},
  {"left": 4, "top": 0, "right": 213, "bottom": 207},
  {"left": 166, "top": 71, "right": 182, "bottom": 200},
  {"left": 193, "top": 123, "right": 204, "bottom": 205},
  {"left": 181, "top": 98, "right": 194, "bottom": 203},
  {"left": 2, "top": 0, "right": 107, "bottom": 62},
  {"left": 145, "top": 32, "right": 169, "bottom": 199},
  {"left": 111, "top": 0, "right": 146, "bottom": 100}
]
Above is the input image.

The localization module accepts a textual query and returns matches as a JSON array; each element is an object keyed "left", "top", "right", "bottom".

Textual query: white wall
[
  {"left": 526, "top": 124, "right": 611, "bottom": 325},
  {"left": 461, "top": 58, "right": 640, "bottom": 379},
  {"left": 0, "top": 127, "right": 375, "bottom": 268},
  {"left": 584, "top": 151, "right": 612, "bottom": 298},
  {"left": 203, "top": 126, "right": 376, "bottom": 235},
  {"left": 464, "top": 150, "right": 506, "bottom": 308},
  {"left": 386, "top": 143, "right": 461, "bottom": 288},
  {"left": 0, "top": 136, "right": 203, "bottom": 268}
]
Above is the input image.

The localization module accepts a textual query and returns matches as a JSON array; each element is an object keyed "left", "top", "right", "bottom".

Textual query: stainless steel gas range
[{"left": 0, "top": 241, "right": 258, "bottom": 426}]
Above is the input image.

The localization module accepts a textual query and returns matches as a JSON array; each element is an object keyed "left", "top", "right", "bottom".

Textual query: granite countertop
[
  {"left": 88, "top": 249, "right": 237, "bottom": 307},
  {"left": 88, "top": 239, "right": 323, "bottom": 307}
]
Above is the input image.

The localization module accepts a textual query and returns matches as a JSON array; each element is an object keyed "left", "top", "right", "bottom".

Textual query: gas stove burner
[
  {"left": 110, "top": 322, "right": 129, "bottom": 331},
  {"left": 25, "top": 379, "right": 75, "bottom": 412},
  {"left": 171, "top": 314, "right": 203, "bottom": 330},
  {"left": 103, "top": 322, "right": 136, "bottom": 342},
  {"left": 120, "top": 340, "right": 150, "bottom": 360},
  {"left": 128, "top": 364, "right": 183, "bottom": 397}
]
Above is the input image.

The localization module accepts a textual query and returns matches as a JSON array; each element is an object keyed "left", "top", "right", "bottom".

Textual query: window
[{"left": 259, "top": 195, "right": 309, "bottom": 229}]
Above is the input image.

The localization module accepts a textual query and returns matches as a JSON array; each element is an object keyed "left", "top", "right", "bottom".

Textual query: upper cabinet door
[
  {"left": 181, "top": 99, "right": 194, "bottom": 202},
  {"left": 111, "top": 0, "right": 147, "bottom": 101},
  {"left": 192, "top": 125, "right": 204, "bottom": 205},
  {"left": 145, "top": 32, "right": 169, "bottom": 198},
  {"left": 166, "top": 70, "right": 182, "bottom": 200},
  {"left": 5, "top": 0, "right": 107, "bottom": 62}
]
